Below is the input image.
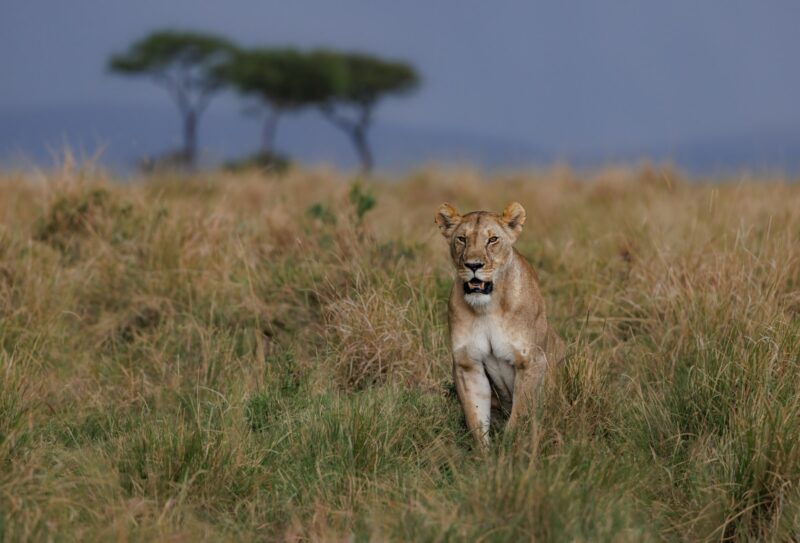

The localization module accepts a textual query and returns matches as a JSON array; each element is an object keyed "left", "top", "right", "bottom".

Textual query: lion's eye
[
  {"left": 487, "top": 236, "right": 499, "bottom": 244},
  {"left": 456, "top": 236, "right": 467, "bottom": 244}
]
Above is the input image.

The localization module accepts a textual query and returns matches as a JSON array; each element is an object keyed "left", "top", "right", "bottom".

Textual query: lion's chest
[
  {"left": 463, "top": 317, "right": 516, "bottom": 362},
  {"left": 457, "top": 316, "right": 519, "bottom": 399}
]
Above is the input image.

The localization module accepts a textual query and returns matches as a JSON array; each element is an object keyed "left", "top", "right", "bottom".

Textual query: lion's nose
[{"left": 465, "top": 262, "right": 484, "bottom": 272}]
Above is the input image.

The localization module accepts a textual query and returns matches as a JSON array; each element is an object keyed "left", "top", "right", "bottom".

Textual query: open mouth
[{"left": 463, "top": 278, "right": 493, "bottom": 295}]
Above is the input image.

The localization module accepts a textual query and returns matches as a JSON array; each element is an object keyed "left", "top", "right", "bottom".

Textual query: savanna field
[{"left": 1, "top": 163, "right": 799, "bottom": 541}]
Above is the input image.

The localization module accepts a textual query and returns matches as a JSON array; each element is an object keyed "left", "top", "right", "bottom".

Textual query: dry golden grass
[{"left": 1, "top": 161, "right": 799, "bottom": 541}]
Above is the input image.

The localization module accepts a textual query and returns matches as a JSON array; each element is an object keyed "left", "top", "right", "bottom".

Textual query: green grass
[{"left": 0, "top": 163, "right": 799, "bottom": 540}]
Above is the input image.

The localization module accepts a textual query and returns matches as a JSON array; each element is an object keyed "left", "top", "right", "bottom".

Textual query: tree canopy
[
  {"left": 109, "top": 30, "right": 237, "bottom": 91},
  {"left": 318, "top": 51, "right": 419, "bottom": 106},
  {"left": 218, "top": 49, "right": 334, "bottom": 109}
]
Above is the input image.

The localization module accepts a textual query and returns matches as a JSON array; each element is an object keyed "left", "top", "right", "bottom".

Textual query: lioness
[{"left": 435, "top": 202, "right": 565, "bottom": 447}]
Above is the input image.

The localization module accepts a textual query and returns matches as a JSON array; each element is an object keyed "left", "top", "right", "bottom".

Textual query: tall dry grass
[{"left": 0, "top": 161, "right": 799, "bottom": 541}]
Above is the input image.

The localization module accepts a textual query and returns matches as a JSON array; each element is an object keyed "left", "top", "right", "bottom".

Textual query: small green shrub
[
  {"left": 306, "top": 202, "right": 337, "bottom": 225},
  {"left": 348, "top": 181, "right": 376, "bottom": 221}
]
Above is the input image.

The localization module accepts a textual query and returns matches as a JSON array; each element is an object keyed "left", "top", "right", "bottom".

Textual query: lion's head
[{"left": 435, "top": 202, "right": 526, "bottom": 307}]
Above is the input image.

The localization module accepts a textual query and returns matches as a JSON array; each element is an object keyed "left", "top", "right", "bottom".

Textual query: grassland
[{"left": 1, "top": 162, "right": 799, "bottom": 541}]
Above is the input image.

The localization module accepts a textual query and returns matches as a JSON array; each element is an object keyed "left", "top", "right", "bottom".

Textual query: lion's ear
[
  {"left": 435, "top": 203, "right": 461, "bottom": 238},
  {"left": 501, "top": 202, "right": 526, "bottom": 241}
]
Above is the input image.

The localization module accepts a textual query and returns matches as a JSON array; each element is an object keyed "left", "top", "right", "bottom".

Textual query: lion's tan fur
[{"left": 435, "top": 202, "right": 565, "bottom": 447}]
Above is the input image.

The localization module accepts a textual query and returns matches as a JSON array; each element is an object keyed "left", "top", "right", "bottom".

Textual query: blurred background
[{"left": 2, "top": 0, "right": 800, "bottom": 174}]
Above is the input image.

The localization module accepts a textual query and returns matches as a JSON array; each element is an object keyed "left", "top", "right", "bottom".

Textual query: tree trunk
[
  {"left": 351, "top": 127, "right": 373, "bottom": 174},
  {"left": 319, "top": 102, "right": 374, "bottom": 175},
  {"left": 183, "top": 109, "right": 197, "bottom": 167},
  {"left": 261, "top": 109, "right": 281, "bottom": 155}
]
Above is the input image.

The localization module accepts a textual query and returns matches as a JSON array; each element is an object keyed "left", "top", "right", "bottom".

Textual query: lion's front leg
[
  {"left": 452, "top": 349, "right": 492, "bottom": 448},
  {"left": 506, "top": 348, "right": 548, "bottom": 431}
]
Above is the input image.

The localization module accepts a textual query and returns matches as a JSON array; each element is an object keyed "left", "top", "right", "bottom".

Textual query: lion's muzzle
[{"left": 463, "top": 278, "right": 493, "bottom": 295}]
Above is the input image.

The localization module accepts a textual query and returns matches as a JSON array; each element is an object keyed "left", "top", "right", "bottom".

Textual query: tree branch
[
  {"left": 195, "top": 84, "right": 219, "bottom": 116},
  {"left": 319, "top": 104, "right": 357, "bottom": 134},
  {"left": 152, "top": 71, "right": 191, "bottom": 116}
]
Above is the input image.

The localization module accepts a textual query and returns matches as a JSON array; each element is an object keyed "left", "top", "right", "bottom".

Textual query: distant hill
[
  {"left": 578, "top": 125, "right": 800, "bottom": 176},
  {"left": 1, "top": 104, "right": 799, "bottom": 175},
  {"left": 649, "top": 126, "right": 800, "bottom": 175}
]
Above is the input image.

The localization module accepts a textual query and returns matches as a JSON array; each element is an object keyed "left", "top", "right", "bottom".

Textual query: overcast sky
[{"left": 2, "top": 0, "right": 800, "bottom": 154}]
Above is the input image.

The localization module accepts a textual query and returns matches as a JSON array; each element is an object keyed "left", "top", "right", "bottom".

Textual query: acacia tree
[
  {"left": 315, "top": 51, "right": 419, "bottom": 173},
  {"left": 109, "top": 30, "right": 237, "bottom": 166},
  {"left": 217, "top": 49, "right": 332, "bottom": 156}
]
